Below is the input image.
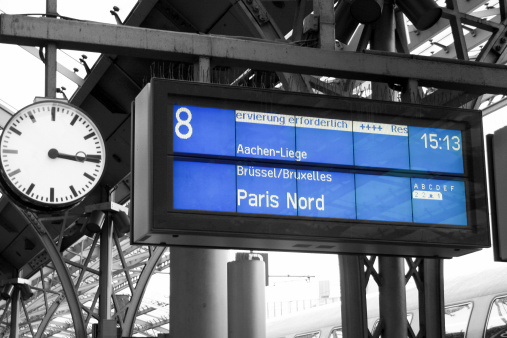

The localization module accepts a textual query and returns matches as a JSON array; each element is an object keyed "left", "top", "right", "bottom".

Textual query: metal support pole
[
  {"left": 371, "top": 0, "right": 395, "bottom": 52},
  {"left": 9, "top": 286, "right": 20, "bottom": 338},
  {"left": 394, "top": 6, "right": 441, "bottom": 336},
  {"left": 379, "top": 257, "right": 407, "bottom": 337},
  {"left": 99, "top": 214, "right": 113, "bottom": 319},
  {"left": 394, "top": 9, "right": 410, "bottom": 54},
  {"left": 45, "top": 0, "right": 57, "bottom": 99},
  {"left": 372, "top": 5, "right": 407, "bottom": 335},
  {"left": 98, "top": 213, "right": 117, "bottom": 338},
  {"left": 339, "top": 255, "right": 369, "bottom": 338},
  {"left": 401, "top": 78, "right": 421, "bottom": 104},
  {"left": 422, "top": 259, "right": 445, "bottom": 337}
]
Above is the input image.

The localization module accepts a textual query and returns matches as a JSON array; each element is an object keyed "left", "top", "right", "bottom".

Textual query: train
[{"left": 266, "top": 261, "right": 507, "bottom": 338}]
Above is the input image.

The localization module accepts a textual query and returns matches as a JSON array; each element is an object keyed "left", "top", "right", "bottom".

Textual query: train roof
[{"left": 267, "top": 261, "right": 507, "bottom": 337}]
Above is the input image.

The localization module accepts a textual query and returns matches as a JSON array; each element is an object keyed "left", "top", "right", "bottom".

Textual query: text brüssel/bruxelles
[{"left": 237, "top": 165, "right": 332, "bottom": 182}]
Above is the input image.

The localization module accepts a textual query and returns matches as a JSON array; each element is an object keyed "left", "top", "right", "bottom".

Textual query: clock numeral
[
  {"left": 51, "top": 107, "right": 56, "bottom": 121},
  {"left": 3, "top": 149, "right": 18, "bottom": 154},
  {"left": 50, "top": 188, "right": 54, "bottom": 202}
]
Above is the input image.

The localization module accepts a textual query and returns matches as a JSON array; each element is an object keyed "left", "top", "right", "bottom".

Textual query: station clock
[{"left": 0, "top": 100, "right": 106, "bottom": 212}]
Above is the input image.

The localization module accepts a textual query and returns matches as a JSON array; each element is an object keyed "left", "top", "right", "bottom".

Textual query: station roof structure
[{"left": 1, "top": 0, "right": 507, "bottom": 336}]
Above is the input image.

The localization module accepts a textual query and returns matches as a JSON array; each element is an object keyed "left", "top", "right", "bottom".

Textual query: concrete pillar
[
  {"left": 193, "top": 57, "right": 210, "bottom": 83},
  {"left": 228, "top": 253, "right": 266, "bottom": 338},
  {"left": 379, "top": 257, "right": 407, "bottom": 337},
  {"left": 170, "top": 248, "right": 228, "bottom": 337}
]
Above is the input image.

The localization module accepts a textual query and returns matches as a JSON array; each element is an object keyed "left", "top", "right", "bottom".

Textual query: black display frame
[{"left": 131, "top": 79, "right": 489, "bottom": 257}]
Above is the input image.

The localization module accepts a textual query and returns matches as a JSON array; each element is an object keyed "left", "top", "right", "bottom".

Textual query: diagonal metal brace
[{"left": 18, "top": 208, "right": 87, "bottom": 338}]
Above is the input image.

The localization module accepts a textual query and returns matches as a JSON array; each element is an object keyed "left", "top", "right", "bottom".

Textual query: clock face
[{"left": 0, "top": 100, "right": 106, "bottom": 212}]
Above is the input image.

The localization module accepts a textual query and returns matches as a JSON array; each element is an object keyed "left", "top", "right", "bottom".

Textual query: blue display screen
[
  {"left": 355, "top": 174, "right": 412, "bottom": 222},
  {"left": 173, "top": 105, "right": 236, "bottom": 156},
  {"left": 173, "top": 105, "right": 464, "bottom": 173},
  {"left": 173, "top": 160, "right": 467, "bottom": 225},
  {"left": 353, "top": 122, "right": 409, "bottom": 170},
  {"left": 411, "top": 178, "right": 467, "bottom": 225},
  {"left": 172, "top": 105, "right": 468, "bottom": 226}
]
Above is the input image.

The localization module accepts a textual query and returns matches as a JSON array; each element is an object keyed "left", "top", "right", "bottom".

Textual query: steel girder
[
  {"left": 407, "top": 0, "right": 493, "bottom": 51},
  {"left": 1, "top": 15, "right": 507, "bottom": 95}
]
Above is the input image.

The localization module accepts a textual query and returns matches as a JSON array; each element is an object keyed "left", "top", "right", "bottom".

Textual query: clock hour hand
[{"left": 48, "top": 148, "right": 101, "bottom": 163}]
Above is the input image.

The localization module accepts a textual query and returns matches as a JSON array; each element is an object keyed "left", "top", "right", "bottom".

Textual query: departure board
[
  {"left": 172, "top": 106, "right": 466, "bottom": 225},
  {"left": 132, "top": 80, "right": 489, "bottom": 258}
]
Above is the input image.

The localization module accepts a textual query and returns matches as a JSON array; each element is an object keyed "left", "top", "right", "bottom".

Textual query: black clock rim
[{"left": 0, "top": 100, "right": 106, "bottom": 213}]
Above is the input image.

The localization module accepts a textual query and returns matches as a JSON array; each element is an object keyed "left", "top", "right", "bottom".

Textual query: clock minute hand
[{"left": 48, "top": 148, "right": 101, "bottom": 163}]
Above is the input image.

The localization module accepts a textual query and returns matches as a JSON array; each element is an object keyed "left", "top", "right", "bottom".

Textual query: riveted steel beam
[
  {"left": 2, "top": 15, "right": 507, "bottom": 94},
  {"left": 442, "top": 7, "right": 502, "bottom": 32},
  {"left": 408, "top": 0, "right": 491, "bottom": 49}
]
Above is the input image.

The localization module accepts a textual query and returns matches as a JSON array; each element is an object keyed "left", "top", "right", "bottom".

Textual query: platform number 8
[{"left": 175, "top": 107, "right": 193, "bottom": 139}]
